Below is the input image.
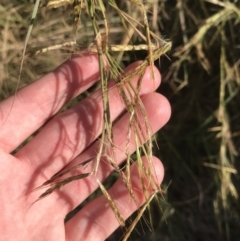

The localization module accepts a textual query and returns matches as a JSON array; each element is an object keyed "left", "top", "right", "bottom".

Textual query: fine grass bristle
[{"left": 1, "top": 0, "right": 240, "bottom": 240}]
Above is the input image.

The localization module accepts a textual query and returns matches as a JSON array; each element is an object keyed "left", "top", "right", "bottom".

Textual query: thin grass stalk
[
  {"left": 122, "top": 190, "right": 158, "bottom": 241},
  {"left": 86, "top": 0, "right": 112, "bottom": 176},
  {"left": 97, "top": 179, "right": 125, "bottom": 226}
]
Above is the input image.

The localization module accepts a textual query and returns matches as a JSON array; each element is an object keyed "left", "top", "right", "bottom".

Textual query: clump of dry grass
[
  {"left": 155, "top": 1, "right": 240, "bottom": 241},
  {"left": 1, "top": 0, "right": 240, "bottom": 240},
  {"left": 1, "top": 0, "right": 171, "bottom": 240}
]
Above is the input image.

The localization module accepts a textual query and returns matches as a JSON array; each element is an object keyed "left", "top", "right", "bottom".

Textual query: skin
[{"left": 0, "top": 53, "right": 171, "bottom": 241}]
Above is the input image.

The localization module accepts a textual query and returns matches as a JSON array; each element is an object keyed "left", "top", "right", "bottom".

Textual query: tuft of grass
[
  {"left": 2, "top": 0, "right": 171, "bottom": 240},
  {"left": 1, "top": 0, "right": 240, "bottom": 240}
]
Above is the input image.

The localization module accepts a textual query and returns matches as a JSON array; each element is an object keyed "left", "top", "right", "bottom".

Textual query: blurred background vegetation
[{"left": 1, "top": 0, "right": 240, "bottom": 240}]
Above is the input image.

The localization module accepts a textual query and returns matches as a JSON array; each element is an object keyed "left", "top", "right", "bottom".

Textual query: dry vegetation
[{"left": 0, "top": 0, "right": 240, "bottom": 240}]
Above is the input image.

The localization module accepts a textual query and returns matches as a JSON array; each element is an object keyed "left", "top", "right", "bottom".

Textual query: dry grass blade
[
  {"left": 122, "top": 190, "right": 158, "bottom": 241},
  {"left": 39, "top": 158, "right": 93, "bottom": 187},
  {"left": 2, "top": 0, "right": 40, "bottom": 124},
  {"left": 26, "top": 41, "right": 76, "bottom": 57},
  {"left": 41, "top": 0, "right": 74, "bottom": 9},
  {"left": 27, "top": 42, "right": 159, "bottom": 57},
  {"left": 97, "top": 179, "right": 125, "bottom": 227},
  {"left": 36, "top": 173, "right": 90, "bottom": 202}
]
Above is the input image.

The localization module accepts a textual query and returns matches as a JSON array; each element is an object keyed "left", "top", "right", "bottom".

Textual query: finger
[
  {"left": 16, "top": 66, "right": 162, "bottom": 179},
  {"left": 38, "top": 93, "right": 170, "bottom": 215},
  {"left": 65, "top": 156, "right": 164, "bottom": 241},
  {"left": 0, "top": 54, "right": 101, "bottom": 153}
]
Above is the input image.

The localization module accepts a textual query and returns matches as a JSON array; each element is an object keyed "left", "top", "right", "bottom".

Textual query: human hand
[{"left": 0, "top": 53, "right": 171, "bottom": 241}]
